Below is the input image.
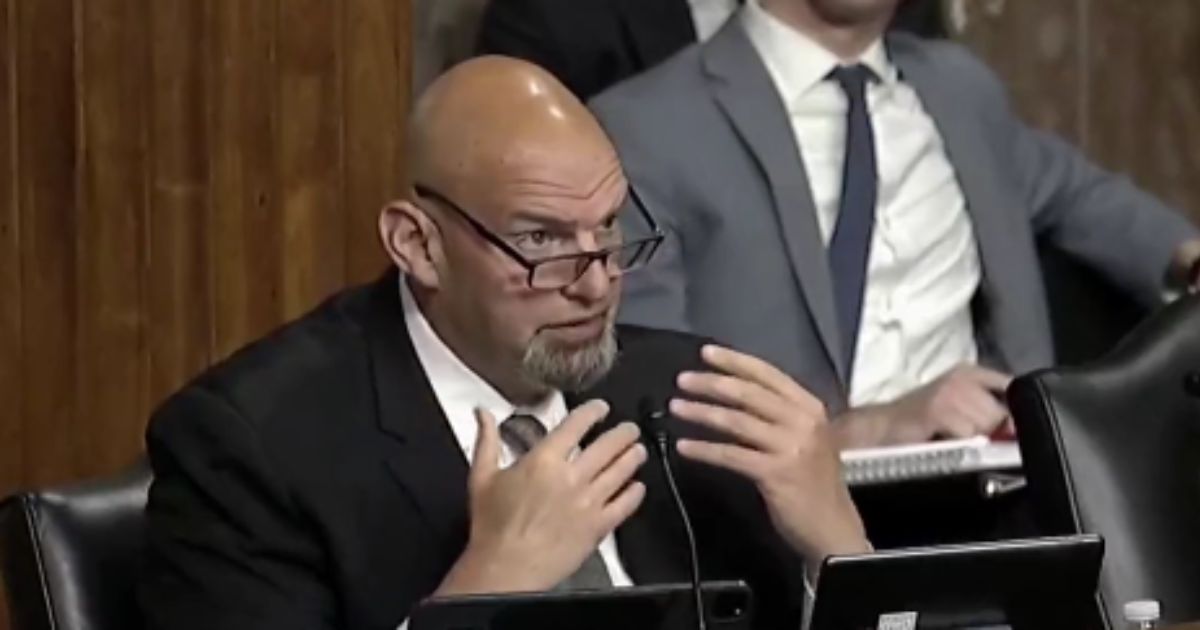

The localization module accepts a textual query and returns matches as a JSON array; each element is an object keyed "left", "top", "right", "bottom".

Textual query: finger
[
  {"left": 542, "top": 399, "right": 611, "bottom": 457},
  {"left": 993, "top": 417, "right": 1017, "bottom": 440},
  {"left": 669, "top": 398, "right": 784, "bottom": 452},
  {"left": 925, "top": 379, "right": 1006, "bottom": 439},
  {"left": 923, "top": 402, "right": 986, "bottom": 440},
  {"left": 958, "top": 387, "right": 1009, "bottom": 433},
  {"left": 701, "top": 345, "right": 824, "bottom": 413},
  {"left": 470, "top": 408, "right": 501, "bottom": 487},
  {"left": 677, "top": 371, "right": 799, "bottom": 428},
  {"left": 675, "top": 438, "right": 767, "bottom": 481},
  {"left": 574, "top": 422, "right": 641, "bottom": 480},
  {"left": 587, "top": 443, "right": 648, "bottom": 505},
  {"left": 962, "top": 365, "right": 1014, "bottom": 393},
  {"left": 934, "top": 411, "right": 988, "bottom": 439},
  {"left": 938, "top": 416, "right": 980, "bottom": 439},
  {"left": 597, "top": 481, "right": 646, "bottom": 535}
]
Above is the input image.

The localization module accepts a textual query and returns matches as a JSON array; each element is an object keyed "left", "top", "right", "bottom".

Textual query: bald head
[
  {"left": 381, "top": 56, "right": 633, "bottom": 402},
  {"left": 409, "top": 56, "right": 621, "bottom": 206}
]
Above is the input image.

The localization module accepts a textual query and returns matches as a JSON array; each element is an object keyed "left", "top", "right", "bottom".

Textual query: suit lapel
[
  {"left": 616, "top": 0, "right": 697, "bottom": 70},
  {"left": 701, "top": 22, "right": 847, "bottom": 382},
  {"left": 362, "top": 272, "right": 471, "bottom": 557}
]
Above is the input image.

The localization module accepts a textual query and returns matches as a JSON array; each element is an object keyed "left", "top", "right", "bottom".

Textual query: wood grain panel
[
  {"left": 16, "top": 0, "right": 79, "bottom": 487},
  {"left": 0, "top": 0, "right": 413, "bottom": 499},
  {"left": 145, "top": 0, "right": 213, "bottom": 409},
  {"left": 1085, "top": 0, "right": 1200, "bottom": 221},
  {"left": 278, "top": 0, "right": 345, "bottom": 314},
  {"left": 2, "top": 7, "right": 417, "bottom": 625},
  {"left": 209, "top": 0, "right": 282, "bottom": 359},
  {"left": 343, "top": 0, "right": 404, "bottom": 283},
  {"left": 0, "top": 0, "right": 20, "bottom": 500},
  {"left": 396, "top": 0, "right": 414, "bottom": 193},
  {"left": 75, "top": 0, "right": 151, "bottom": 476},
  {"left": 953, "top": 0, "right": 1085, "bottom": 143}
]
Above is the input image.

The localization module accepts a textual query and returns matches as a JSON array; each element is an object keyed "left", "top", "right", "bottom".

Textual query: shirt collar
[
  {"left": 741, "top": 0, "right": 897, "bottom": 103},
  {"left": 400, "top": 277, "right": 564, "bottom": 459}
]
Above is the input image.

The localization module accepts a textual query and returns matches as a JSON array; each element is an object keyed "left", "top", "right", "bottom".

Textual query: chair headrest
[
  {"left": 0, "top": 460, "right": 152, "bottom": 630},
  {"left": 1009, "top": 294, "right": 1200, "bottom": 627}
]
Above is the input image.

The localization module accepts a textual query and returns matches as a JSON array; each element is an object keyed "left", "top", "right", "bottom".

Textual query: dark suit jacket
[
  {"left": 139, "top": 271, "right": 808, "bottom": 630},
  {"left": 477, "top": 0, "right": 946, "bottom": 101},
  {"left": 477, "top": 0, "right": 698, "bottom": 101}
]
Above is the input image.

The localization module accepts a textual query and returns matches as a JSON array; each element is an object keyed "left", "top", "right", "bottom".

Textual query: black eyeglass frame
[{"left": 412, "top": 183, "right": 666, "bottom": 290}]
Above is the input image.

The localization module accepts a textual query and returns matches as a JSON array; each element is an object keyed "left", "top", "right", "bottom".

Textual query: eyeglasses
[{"left": 413, "top": 183, "right": 665, "bottom": 290}]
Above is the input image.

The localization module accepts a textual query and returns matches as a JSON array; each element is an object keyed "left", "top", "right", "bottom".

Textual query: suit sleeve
[
  {"left": 139, "top": 385, "right": 337, "bottom": 630},
  {"left": 1007, "top": 103, "right": 1200, "bottom": 306}
]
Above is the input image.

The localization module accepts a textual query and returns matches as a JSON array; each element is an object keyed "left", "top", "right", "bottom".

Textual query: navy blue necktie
[{"left": 827, "top": 64, "right": 878, "bottom": 381}]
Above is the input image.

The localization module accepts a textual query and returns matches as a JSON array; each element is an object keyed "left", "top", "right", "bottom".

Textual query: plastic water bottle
[{"left": 1124, "top": 600, "right": 1161, "bottom": 630}]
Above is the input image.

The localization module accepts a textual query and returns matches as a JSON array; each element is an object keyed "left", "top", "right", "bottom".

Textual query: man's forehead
[{"left": 467, "top": 156, "right": 627, "bottom": 224}]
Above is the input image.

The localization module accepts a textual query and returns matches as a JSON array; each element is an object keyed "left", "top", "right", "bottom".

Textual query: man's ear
[{"left": 378, "top": 200, "right": 443, "bottom": 290}]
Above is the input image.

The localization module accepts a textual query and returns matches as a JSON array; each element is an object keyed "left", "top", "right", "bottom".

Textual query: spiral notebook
[{"left": 841, "top": 436, "right": 1022, "bottom": 486}]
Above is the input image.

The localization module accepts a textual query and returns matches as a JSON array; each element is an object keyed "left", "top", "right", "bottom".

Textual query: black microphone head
[
  {"left": 637, "top": 396, "right": 671, "bottom": 454},
  {"left": 637, "top": 396, "right": 668, "bottom": 427},
  {"left": 637, "top": 396, "right": 658, "bottom": 422}
]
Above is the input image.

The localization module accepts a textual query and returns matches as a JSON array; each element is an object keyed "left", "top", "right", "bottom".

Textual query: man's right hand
[
  {"left": 434, "top": 400, "right": 647, "bottom": 596},
  {"left": 834, "top": 365, "right": 1013, "bottom": 449}
]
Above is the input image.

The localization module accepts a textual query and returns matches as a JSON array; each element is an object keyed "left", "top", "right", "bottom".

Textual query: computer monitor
[
  {"left": 409, "top": 580, "right": 753, "bottom": 630},
  {"left": 810, "top": 535, "right": 1106, "bottom": 630}
]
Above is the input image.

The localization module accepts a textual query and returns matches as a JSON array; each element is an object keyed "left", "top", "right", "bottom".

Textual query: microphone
[{"left": 638, "top": 397, "right": 707, "bottom": 630}]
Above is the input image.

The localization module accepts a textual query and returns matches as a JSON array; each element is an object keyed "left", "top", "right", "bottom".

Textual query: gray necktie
[{"left": 500, "top": 414, "right": 614, "bottom": 591}]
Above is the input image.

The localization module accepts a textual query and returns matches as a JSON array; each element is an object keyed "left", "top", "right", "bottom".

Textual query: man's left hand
[{"left": 670, "top": 345, "right": 871, "bottom": 565}]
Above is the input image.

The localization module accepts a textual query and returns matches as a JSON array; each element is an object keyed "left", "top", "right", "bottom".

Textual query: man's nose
[{"left": 563, "top": 255, "right": 612, "bottom": 301}]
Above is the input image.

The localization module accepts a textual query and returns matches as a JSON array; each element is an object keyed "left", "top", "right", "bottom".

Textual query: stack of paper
[{"left": 841, "top": 436, "right": 1023, "bottom": 486}]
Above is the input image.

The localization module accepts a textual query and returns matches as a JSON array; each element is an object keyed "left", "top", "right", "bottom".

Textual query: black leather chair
[
  {"left": 1009, "top": 293, "right": 1200, "bottom": 628},
  {"left": 0, "top": 461, "right": 151, "bottom": 630}
]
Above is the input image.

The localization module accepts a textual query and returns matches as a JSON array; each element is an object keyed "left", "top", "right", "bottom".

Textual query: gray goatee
[{"left": 520, "top": 323, "right": 618, "bottom": 393}]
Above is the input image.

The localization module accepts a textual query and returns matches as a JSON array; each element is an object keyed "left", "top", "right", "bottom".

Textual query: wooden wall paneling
[
  {"left": 278, "top": 0, "right": 345, "bottom": 315},
  {"left": 2, "top": 3, "right": 20, "bottom": 622},
  {"left": 396, "top": 0, "right": 413, "bottom": 186},
  {"left": 0, "top": 0, "right": 21, "bottom": 494},
  {"left": 75, "top": 0, "right": 151, "bottom": 477},
  {"left": 0, "top": 0, "right": 419, "bottom": 484},
  {"left": 17, "top": 0, "right": 79, "bottom": 487},
  {"left": 411, "top": 0, "right": 489, "bottom": 99},
  {"left": 343, "top": 0, "right": 405, "bottom": 283},
  {"left": 145, "top": 0, "right": 213, "bottom": 410},
  {"left": 209, "top": 0, "right": 282, "bottom": 360},
  {"left": 953, "top": 0, "right": 1086, "bottom": 143},
  {"left": 1085, "top": 0, "right": 1200, "bottom": 222}
]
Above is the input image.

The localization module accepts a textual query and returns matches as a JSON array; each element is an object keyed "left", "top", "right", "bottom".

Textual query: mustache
[{"left": 542, "top": 306, "right": 615, "bottom": 330}]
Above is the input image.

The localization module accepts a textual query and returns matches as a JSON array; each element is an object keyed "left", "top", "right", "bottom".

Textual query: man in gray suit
[{"left": 591, "top": 0, "right": 1200, "bottom": 449}]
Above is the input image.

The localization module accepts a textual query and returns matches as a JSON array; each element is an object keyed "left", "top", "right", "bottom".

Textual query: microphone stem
[{"left": 655, "top": 431, "right": 707, "bottom": 630}]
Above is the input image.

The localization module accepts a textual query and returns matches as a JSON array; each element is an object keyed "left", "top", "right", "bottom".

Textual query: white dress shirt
[
  {"left": 742, "top": 0, "right": 983, "bottom": 407},
  {"left": 401, "top": 280, "right": 634, "bottom": 583},
  {"left": 688, "top": 0, "right": 740, "bottom": 41}
]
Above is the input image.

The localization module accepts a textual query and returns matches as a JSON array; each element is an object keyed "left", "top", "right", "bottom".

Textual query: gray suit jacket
[{"left": 591, "top": 19, "right": 1199, "bottom": 410}]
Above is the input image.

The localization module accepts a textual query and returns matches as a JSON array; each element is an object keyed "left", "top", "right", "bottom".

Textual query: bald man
[{"left": 138, "top": 57, "right": 868, "bottom": 630}]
